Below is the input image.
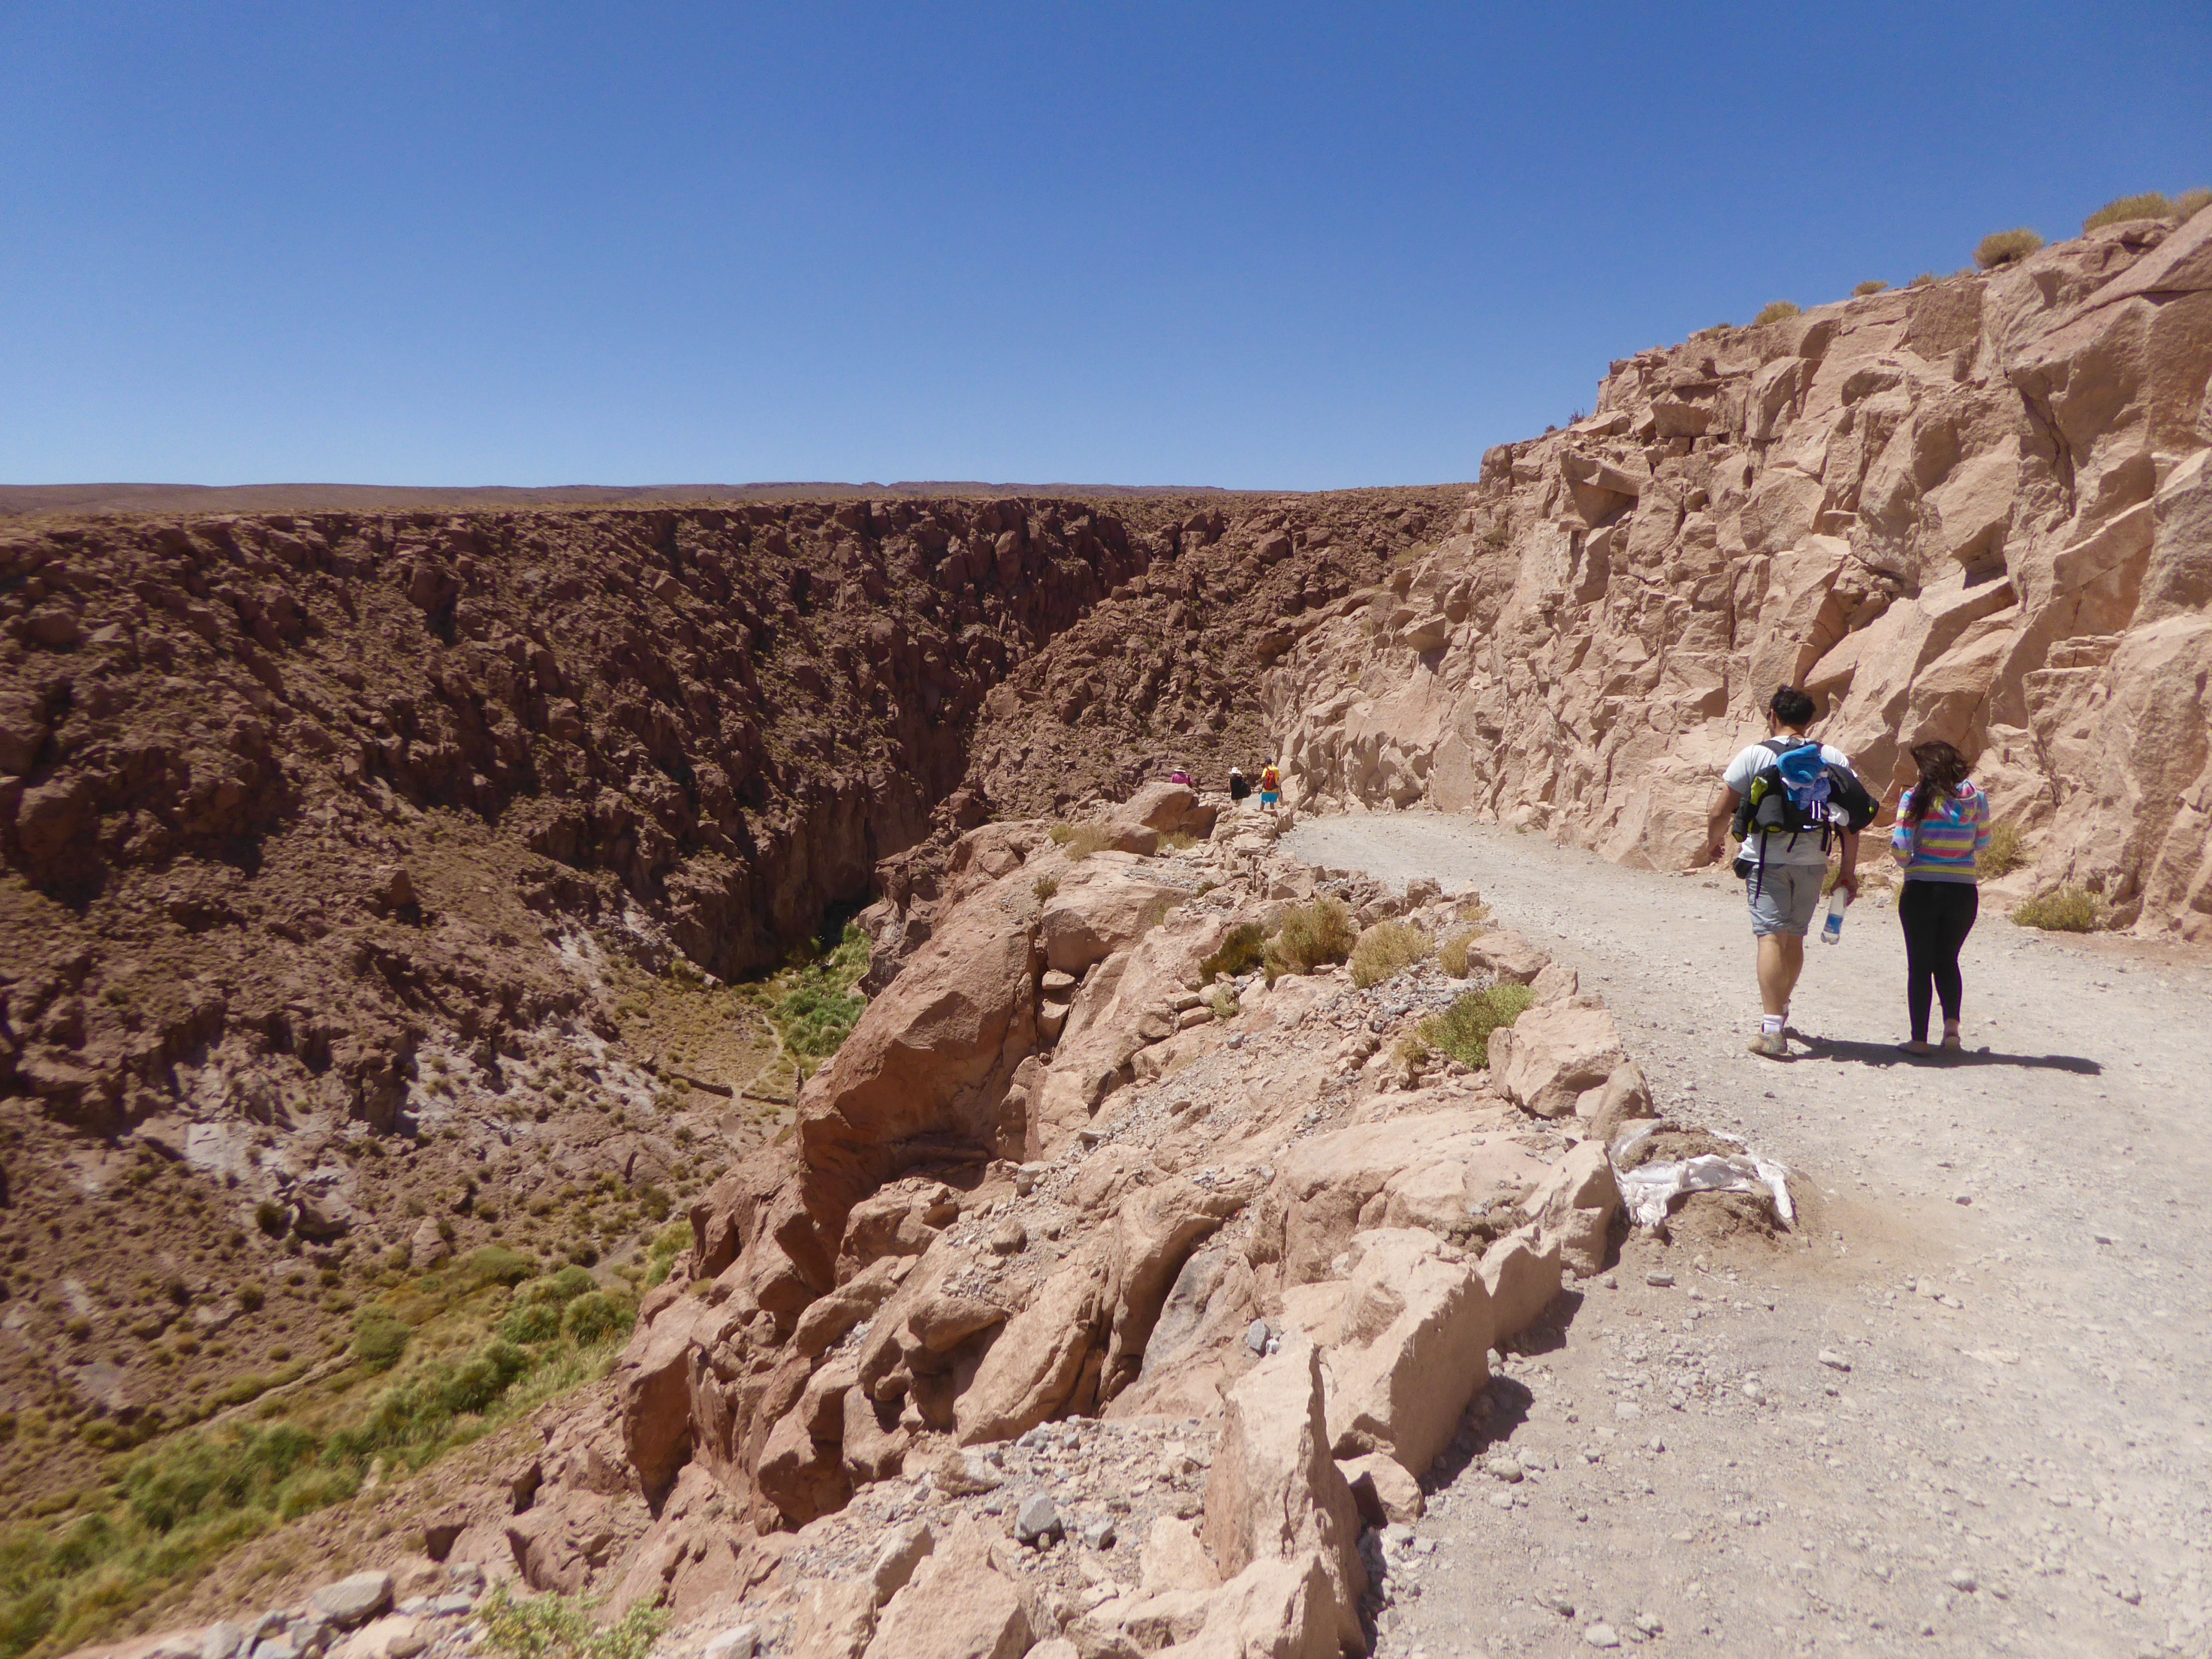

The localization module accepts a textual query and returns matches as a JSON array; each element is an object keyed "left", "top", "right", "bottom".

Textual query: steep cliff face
[{"left": 1269, "top": 210, "right": 2212, "bottom": 936}]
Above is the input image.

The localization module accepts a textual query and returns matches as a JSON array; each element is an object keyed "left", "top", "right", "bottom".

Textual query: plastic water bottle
[{"left": 1820, "top": 888, "right": 1847, "bottom": 945}]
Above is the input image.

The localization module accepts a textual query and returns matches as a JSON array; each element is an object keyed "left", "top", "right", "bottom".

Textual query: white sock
[{"left": 1761, "top": 1014, "right": 1784, "bottom": 1035}]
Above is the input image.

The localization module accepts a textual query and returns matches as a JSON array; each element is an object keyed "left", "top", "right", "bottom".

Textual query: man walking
[{"left": 1705, "top": 687, "right": 1871, "bottom": 1058}]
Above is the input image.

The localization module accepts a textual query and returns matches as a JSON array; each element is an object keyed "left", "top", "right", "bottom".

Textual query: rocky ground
[{"left": 1285, "top": 812, "right": 2212, "bottom": 1659}]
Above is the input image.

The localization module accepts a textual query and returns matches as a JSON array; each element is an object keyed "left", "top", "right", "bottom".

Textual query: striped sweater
[{"left": 1891, "top": 782, "right": 1991, "bottom": 882}]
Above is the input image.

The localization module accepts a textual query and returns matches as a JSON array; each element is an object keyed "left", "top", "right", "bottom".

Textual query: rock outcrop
[{"left": 1269, "top": 212, "right": 2212, "bottom": 935}]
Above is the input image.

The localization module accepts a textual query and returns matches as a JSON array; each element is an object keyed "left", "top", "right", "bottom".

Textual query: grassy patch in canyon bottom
[{"left": 0, "top": 1249, "right": 637, "bottom": 1659}]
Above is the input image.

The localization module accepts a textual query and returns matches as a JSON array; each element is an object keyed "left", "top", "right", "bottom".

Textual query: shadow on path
[{"left": 1797, "top": 1036, "right": 2101, "bottom": 1075}]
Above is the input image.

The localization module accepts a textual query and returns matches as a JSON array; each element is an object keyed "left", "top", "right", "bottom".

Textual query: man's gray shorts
[{"left": 1746, "top": 863, "right": 1823, "bottom": 937}]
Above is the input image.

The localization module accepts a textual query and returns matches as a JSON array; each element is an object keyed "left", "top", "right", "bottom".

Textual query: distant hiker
[
  {"left": 1258, "top": 761, "right": 1282, "bottom": 809},
  {"left": 1228, "top": 767, "right": 1251, "bottom": 802},
  {"left": 1704, "top": 687, "right": 1877, "bottom": 1059},
  {"left": 1169, "top": 764, "right": 1194, "bottom": 786},
  {"left": 1890, "top": 739, "right": 1991, "bottom": 1056}
]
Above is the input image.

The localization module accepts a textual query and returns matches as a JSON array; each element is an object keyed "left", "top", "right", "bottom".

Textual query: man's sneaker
[{"left": 1747, "top": 1030, "right": 1788, "bottom": 1059}]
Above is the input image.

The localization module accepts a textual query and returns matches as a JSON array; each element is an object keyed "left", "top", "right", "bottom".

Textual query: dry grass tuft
[
  {"left": 1349, "top": 921, "right": 1432, "bottom": 989},
  {"left": 1852, "top": 279, "right": 1889, "bottom": 297},
  {"left": 1200, "top": 922, "right": 1267, "bottom": 985},
  {"left": 1264, "top": 897, "right": 1356, "bottom": 981},
  {"left": 1975, "top": 228, "right": 2045, "bottom": 270},
  {"left": 1978, "top": 822, "right": 2027, "bottom": 879},
  {"left": 2083, "top": 192, "right": 2174, "bottom": 231},
  {"left": 1048, "top": 822, "right": 1113, "bottom": 860},
  {"left": 1752, "top": 300, "right": 1802, "bottom": 326}
]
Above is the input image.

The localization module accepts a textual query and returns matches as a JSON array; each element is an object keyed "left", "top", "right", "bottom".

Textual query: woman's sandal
[
  {"left": 1899, "top": 1039, "right": 1937, "bottom": 1056},
  {"left": 1940, "top": 1032, "right": 1963, "bottom": 1054}
]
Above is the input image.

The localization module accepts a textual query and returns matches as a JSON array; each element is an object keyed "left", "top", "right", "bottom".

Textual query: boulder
[
  {"left": 1521, "top": 1140, "right": 1620, "bottom": 1277},
  {"left": 1580, "top": 1062, "right": 1656, "bottom": 1144},
  {"left": 1316, "top": 1229, "right": 1492, "bottom": 1475},
  {"left": 862, "top": 1520, "right": 1032, "bottom": 1659},
  {"left": 1488, "top": 1003, "right": 1630, "bottom": 1118},
  {"left": 1142, "top": 1515, "right": 1222, "bottom": 1594},
  {"left": 1115, "top": 781, "right": 1219, "bottom": 841},
  {"left": 1463, "top": 929, "right": 1550, "bottom": 984},
  {"left": 1530, "top": 962, "right": 1580, "bottom": 1004},
  {"left": 1153, "top": 1554, "right": 1338, "bottom": 1659},
  {"left": 1338, "top": 1453, "right": 1423, "bottom": 1527},
  {"left": 869, "top": 1521, "right": 933, "bottom": 1606},
  {"left": 310, "top": 1573, "right": 393, "bottom": 1629},
  {"left": 794, "top": 1578, "right": 877, "bottom": 1659},
  {"left": 1037, "top": 862, "right": 1194, "bottom": 975},
  {"left": 1478, "top": 1224, "right": 1565, "bottom": 1342},
  {"left": 953, "top": 1245, "right": 1109, "bottom": 1444},
  {"left": 327, "top": 1618, "right": 423, "bottom": 1659},
  {"left": 1201, "top": 1336, "right": 1366, "bottom": 1653}
]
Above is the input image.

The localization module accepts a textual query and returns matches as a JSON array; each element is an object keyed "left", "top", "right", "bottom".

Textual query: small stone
[
  {"left": 1484, "top": 1454, "right": 1524, "bottom": 1483},
  {"left": 202, "top": 1624, "right": 247, "bottom": 1659},
  {"left": 1954, "top": 1193, "right": 1972, "bottom": 1206},
  {"left": 250, "top": 1643, "right": 297, "bottom": 1659},
  {"left": 1014, "top": 1490, "right": 1065, "bottom": 1547},
  {"left": 1633, "top": 1613, "right": 1664, "bottom": 1635},
  {"left": 1647, "top": 1436, "right": 1665, "bottom": 1453},
  {"left": 1817, "top": 1349, "right": 1851, "bottom": 1371},
  {"left": 1245, "top": 1318, "right": 1271, "bottom": 1355},
  {"left": 1584, "top": 1624, "right": 1622, "bottom": 1649},
  {"left": 702, "top": 1627, "right": 758, "bottom": 1659},
  {"left": 1083, "top": 1515, "right": 1117, "bottom": 1550},
  {"left": 1644, "top": 1271, "right": 1674, "bottom": 1288},
  {"left": 1614, "top": 1401, "right": 1642, "bottom": 1421},
  {"left": 1488, "top": 1490, "right": 1516, "bottom": 1511},
  {"left": 1741, "top": 1380, "right": 1764, "bottom": 1403},
  {"left": 1540, "top": 1594, "right": 1577, "bottom": 1618},
  {"left": 1946, "top": 1569, "right": 1978, "bottom": 1593},
  {"left": 988, "top": 1218, "right": 1027, "bottom": 1256}
]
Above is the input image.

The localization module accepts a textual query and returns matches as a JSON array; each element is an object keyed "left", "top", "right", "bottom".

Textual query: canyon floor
[{"left": 1283, "top": 814, "right": 2212, "bottom": 1659}]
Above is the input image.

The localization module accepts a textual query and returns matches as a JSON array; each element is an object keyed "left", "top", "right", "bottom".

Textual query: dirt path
[{"left": 1283, "top": 814, "right": 2212, "bottom": 1659}]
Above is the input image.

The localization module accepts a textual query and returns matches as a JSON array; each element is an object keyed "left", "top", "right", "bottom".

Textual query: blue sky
[{"left": 3, "top": 2, "right": 2207, "bottom": 491}]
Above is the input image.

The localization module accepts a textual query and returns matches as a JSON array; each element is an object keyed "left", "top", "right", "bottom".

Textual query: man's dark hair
[{"left": 1768, "top": 686, "right": 1818, "bottom": 728}]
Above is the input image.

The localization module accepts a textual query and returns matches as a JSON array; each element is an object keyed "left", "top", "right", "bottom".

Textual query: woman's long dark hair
[{"left": 1907, "top": 740, "right": 1972, "bottom": 822}]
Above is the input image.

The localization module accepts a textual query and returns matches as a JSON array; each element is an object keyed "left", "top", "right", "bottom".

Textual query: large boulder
[
  {"left": 1478, "top": 1224, "right": 1564, "bottom": 1342},
  {"left": 1313, "top": 1230, "right": 1492, "bottom": 1476},
  {"left": 1154, "top": 1555, "right": 1337, "bottom": 1659},
  {"left": 862, "top": 1520, "right": 1031, "bottom": 1659},
  {"left": 1488, "top": 1003, "right": 1630, "bottom": 1119},
  {"left": 1520, "top": 1139, "right": 1620, "bottom": 1277},
  {"left": 1116, "top": 781, "right": 1219, "bottom": 841},
  {"left": 1201, "top": 1336, "right": 1366, "bottom": 1653}
]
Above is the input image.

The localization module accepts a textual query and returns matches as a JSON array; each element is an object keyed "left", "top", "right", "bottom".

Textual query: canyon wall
[{"left": 1269, "top": 210, "right": 2212, "bottom": 936}]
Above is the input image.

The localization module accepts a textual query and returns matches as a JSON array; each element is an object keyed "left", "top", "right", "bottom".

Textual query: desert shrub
[
  {"left": 352, "top": 1308, "right": 410, "bottom": 1370},
  {"left": 2176, "top": 188, "right": 2212, "bottom": 221},
  {"left": 646, "top": 1220, "right": 692, "bottom": 1289},
  {"left": 479, "top": 1586, "right": 666, "bottom": 1659},
  {"left": 254, "top": 1200, "right": 286, "bottom": 1236},
  {"left": 1420, "top": 983, "right": 1536, "bottom": 1068},
  {"left": 1752, "top": 300, "right": 1801, "bottom": 326},
  {"left": 465, "top": 1246, "right": 538, "bottom": 1289},
  {"left": 1852, "top": 279, "right": 1888, "bottom": 296},
  {"left": 1199, "top": 922, "right": 1268, "bottom": 984},
  {"left": 123, "top": 1423, "right": 318, "bottom": 1533},
  {"left": 1436, "top": 928, "right": 1487, "bottom": 978},
  {"left": 1204, "top": 984, "right": 1240, "bottom": 1022},
  {"left": 773, "top": 924, "right": 870, "bottom": 1062},
  {"left": 1978, "top": 821, "right": 2027, "bottom": 879},
  {"left": 561, "top": 1293, "right": 631, "bottom": 1346},
  {"left": 1160, "top": 831, "right": 1199, "bottom": 853},
  {"left": 236, "top": 1284, "right": 265, "bottom": 1312},
  {"left": 2012, "top": 886, "right": 2103, "bottom": 932},
  {"left": 1975, "top": 228, "right": 2044, "bottom": 270},
  {"left": 525, "top": 1265, "right": 596, "bottom": 1306},
  {"left": 2083, "top": 192, "right": 2172, "bottom": 232},
  {"left": 498, "top": 1302, "right": 564, "bottom": 1344},
  {"left": 1349, "top": 921, "right": 1432, "bottom": 989},
  {"left": 1264, "top": 897, "right": 1355, "bottom": 981},
  {"left": 1909, "top": 272, "right": 1936, "bottom": 287},
  {"left": 1390, "top": 1031, "right": 1431, "bottom": 1074},
  {"left": 1032, "top": 876, "right": 1058, "bottom": 902}
]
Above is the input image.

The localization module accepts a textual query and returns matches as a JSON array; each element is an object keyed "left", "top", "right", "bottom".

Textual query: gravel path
[{"left": 1283, "top": 814, "right": 2212, "bottom": 1659}]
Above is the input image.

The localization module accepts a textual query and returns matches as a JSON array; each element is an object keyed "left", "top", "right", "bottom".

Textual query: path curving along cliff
[{"left": 1268, "top": 209, "right": 2212, "bottom": 937}]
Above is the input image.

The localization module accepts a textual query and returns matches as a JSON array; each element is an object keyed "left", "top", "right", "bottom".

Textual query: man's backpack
[{"left": 1732, "top": 738, "right": 1878, "bottom": 891}]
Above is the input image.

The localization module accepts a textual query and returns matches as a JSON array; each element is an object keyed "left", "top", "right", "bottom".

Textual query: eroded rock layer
[{"left": 1269, "top": 213, "right": 2212, "bottom": 934}]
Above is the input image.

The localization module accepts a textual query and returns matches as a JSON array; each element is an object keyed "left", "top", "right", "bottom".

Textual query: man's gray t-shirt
[{"left": 1724, "top": 740, "right": 1852, "bottom": 868}]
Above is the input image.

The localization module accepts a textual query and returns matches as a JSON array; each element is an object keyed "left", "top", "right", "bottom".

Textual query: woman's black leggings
[{"left": 1898, "top": 880, "right": 1979, "bottom": 1041}]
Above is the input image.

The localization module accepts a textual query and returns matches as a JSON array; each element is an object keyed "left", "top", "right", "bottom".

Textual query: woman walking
[{"left": 1890, "top": 740, "right": 1992, "bottom": 1055}]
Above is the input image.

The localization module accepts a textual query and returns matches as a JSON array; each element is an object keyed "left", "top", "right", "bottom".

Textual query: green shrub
[
  {"left": 1349, "top": 921, "right": 1432, "bottom": 989},
  {"left": 1199, "top": 922, "right": 1268, "bottom": 984},
  {"left": 561, "top": 1293, "right": 631, "bottom": 1346},
  {"left": 478, "top": 1586, "right": 666, "bottom": 1659},
  {"left": 531, "top": 1266, "right": 597, "bottom": 1305},
  {"left": 646, "top": 1220, "right": 693, "bottom": 1289},
  {"left": 1852, "top": 279, "right": 1889, "bottom": 297},
  {"left": 1263, "top": 897, "right": 1356, "bottom": 982},
  {"left": 123, "top": 1423, "right": 318, "bottom": 1534},
  {"left": 1978, "top": 821, "right": 2026, "bottom": 879},
  {"left": 1420, "top": 983, "right": 1536, "bottom": 1068},
  {"left": 254, "top": 1201, "right": 287, "bottom": 1236},
  {"left": 2083, "top": 192, "right": 2172, "bottom": 232},
  {"left": 498, "top": 1302, "right": 564, "bottom": 1344},
  {"left": 352, "top": 1309, "right": 410, "bottom": 1370},
  {"left": 1975, "top": 228, "right": 2044, "bottom": 270},
  {"left": 465, "top": 1247, "right": 537, "bottom": 1289},
  {"left": 1032, "top": 876, "right": 1058, "bottom": 902},
  {"left": 1752, "top": 300, "right": 1801, "bottom": 326},
  {"left": 769, "top": 923, "right": 871, "bottom": 1064},
  {"left": 2012, "top": 887, "right": 2103, "bottom": 932}
]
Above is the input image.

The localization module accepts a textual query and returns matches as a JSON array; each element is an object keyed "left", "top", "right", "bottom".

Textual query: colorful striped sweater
[{"left": 1891, "top": 782, "right": 1991, "bottom": 882}]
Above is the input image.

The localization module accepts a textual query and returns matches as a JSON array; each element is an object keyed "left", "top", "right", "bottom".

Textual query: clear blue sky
[{"left": 4, "top": 2, "right": 2207, "bottom": 491}]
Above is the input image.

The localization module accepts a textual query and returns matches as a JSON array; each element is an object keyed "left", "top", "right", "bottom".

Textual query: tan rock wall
[{"left": 1268, "top": 212, "right": 2212, "bottom": 935}]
